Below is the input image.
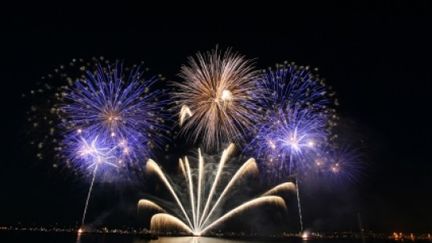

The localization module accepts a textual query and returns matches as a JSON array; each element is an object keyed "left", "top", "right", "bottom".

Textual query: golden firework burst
[{"left": 173, "top": 48, "right": 259, "bottom": 150}]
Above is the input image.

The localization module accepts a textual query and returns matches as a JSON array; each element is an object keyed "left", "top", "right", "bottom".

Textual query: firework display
[{"left": 27, "top": 48, "right": 361, "bottom": 236}]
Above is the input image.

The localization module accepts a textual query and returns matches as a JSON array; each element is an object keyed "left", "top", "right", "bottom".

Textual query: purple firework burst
[
  {"left": 256, "top": 62, "right": 337, "bottom": 115},
  {"left": 26, "top": 59, "right": 172, "bottom": 227},
  {"left": 313, "top": 145, "right": 363, "bottom": 184},
  {"left": 58, "top": 62, "right": 170, "bottom": 176},
  {"left": 248, "top": 105, "right": 329, "bottom": 180},
  {"left": 246, "top": 62, "right": 338, "bottom": 181},
  {"left": 27, "top": 59, "right": 171, "bottom": 179}
]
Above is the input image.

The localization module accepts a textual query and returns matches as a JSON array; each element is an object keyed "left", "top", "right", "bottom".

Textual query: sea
[{"left": 0, "top": 232, "right": 402, "bottom": 243}]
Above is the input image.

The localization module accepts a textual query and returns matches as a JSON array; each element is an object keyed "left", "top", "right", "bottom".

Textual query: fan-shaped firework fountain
[{"left": 139, "top": 144, "right": 295, "bottom": 236}]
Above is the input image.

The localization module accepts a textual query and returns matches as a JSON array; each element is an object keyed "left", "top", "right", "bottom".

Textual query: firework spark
[
  {"left": 173, "top": 48, "right": 259, "bottom": 150},
  {"left": 139, "top": 144, "right": 289, "bottom": 236},
  {"left": 255, "top": 62, "right": 337, "bottom": 116}
]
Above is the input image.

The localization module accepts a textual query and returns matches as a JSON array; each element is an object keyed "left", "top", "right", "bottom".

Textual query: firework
[
  {"left": 64, "top": 62, "right": 169, "bottom": 227},
  {"left": 68, "top": 132, "right": 122, "bottom": 225},
  {"left": 173, "top": 48, "right": 259, "bottom": 150},
  {"left": 139, "top": 144, "right": 290, "bottom": 236},
  {"left": 60, "top": 62, "right": 169, "bottom": 172},
  {"left": 244, "top": 62, "right": 340, "bottom": 180},
  {"left": 262, "top": 182, "right": 296, "bottom": 196},
  {"left": 314, "top": 145, "right": 363, "bottom": 183},
  {"left": 28, "top": 58, "right": 170, "bottom": 228},
  {"left": 201, "top": 195, "right": 286, "bottom": 234},
  {"left": 247, "top": 105, "right": 328, "bottom": 180},
  {"left": 255, "top": 62, "right": 337, "bottom": 115},
  {"left": 138, "top": 200, "right": 166, "bottom": 213},
  {"left": 179, "top": 105, "right": 193, "bottom": 126},
  {"left": 28, "top": 59, "right": 170, "bottom": 175},
  {"left": 245, "top": 62, "right": 339, "bottom": 234},
  {"left": 247, "top": 105, "right": 330, "bottom": 233}
]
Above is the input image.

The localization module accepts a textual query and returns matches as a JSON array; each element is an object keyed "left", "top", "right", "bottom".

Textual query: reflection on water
[
  {"left": 0, "top": 232, "right": 364, "bottom": 243},
  {"left": 76, "top": 234, "right": 276, "bottom": 243},
  {"left": 76, "top": 235, "right": 279, "bottom": 243},
  {"left": 145, "top": 236, "right": 297, "bottom": 243},
  {"left": 152, "top": 237, "right": 248, "bottom": 243}
]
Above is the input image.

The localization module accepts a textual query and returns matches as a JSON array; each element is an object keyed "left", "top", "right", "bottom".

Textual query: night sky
[{"left": 2, "top": 2, "right": 431, "bottom": 233}]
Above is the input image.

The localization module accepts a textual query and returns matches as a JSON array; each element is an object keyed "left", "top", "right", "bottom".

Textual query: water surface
[{"left": 0, "top": 232, "right": 375, "bottom": 243}]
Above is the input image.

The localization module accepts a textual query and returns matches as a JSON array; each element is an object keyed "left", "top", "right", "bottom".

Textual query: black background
[{"left": 1, "top": 2, "right": 431, "bottom": 233}]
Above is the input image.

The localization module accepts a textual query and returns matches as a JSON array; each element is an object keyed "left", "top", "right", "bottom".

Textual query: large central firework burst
[{"left": 173, "top": 48, "right": 258, "bottom": 150}]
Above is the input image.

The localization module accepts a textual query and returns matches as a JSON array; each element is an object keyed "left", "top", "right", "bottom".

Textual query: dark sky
[{"left": 1, "top": 2, "right": 431, "bottom": 233}]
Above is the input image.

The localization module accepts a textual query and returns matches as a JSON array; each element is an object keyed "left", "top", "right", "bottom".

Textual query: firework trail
[
  {"left": 200, "top": 158, "right": 258, "bottom": 227},
  {"left": 261, "top": 182, "right": 296, "bottom": 196},
  {"left": 179, "top": 105, "right": 193, "bottom": 126},
  {"left": 70, "top": 133, "right": 122, "bottom": 226},
  {"left": 138, "top": 200, "right": 166, "bottom": 213},
  {"left": 173, "top": 48, "right": 259, "bottom": 150},
  {"left": 199, "top": 143, "right": 235, "bottom": 226},
  {"left": 200, "top": 196, "right": 286, "bottom": 235},
  {"left": 81, "top": 164, "right": 98, "bottom": 226},
  {"left": 146, "top": 159, "right": 194, "bottom": 228},
  {"left": 295, "top": 178, "right": 304, "bottom": 232},
  {"left": 139, "top": 144, "right": 289, "bottom": 236},
  {"left": 150, "top": 213, "right": 193, "bottom": 234}
]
